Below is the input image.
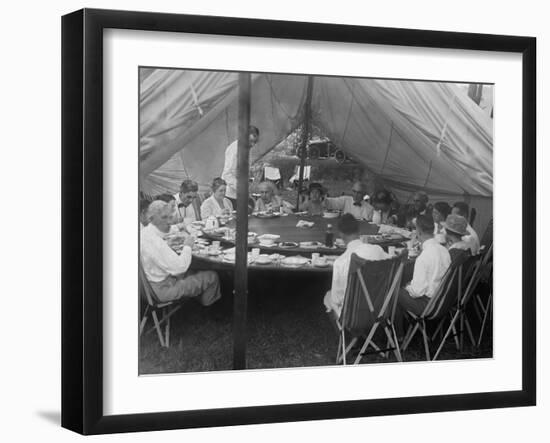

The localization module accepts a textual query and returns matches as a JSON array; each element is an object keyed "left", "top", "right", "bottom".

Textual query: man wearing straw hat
[{"left": 443, "top": 214, "right": 473, "bottom": 260}]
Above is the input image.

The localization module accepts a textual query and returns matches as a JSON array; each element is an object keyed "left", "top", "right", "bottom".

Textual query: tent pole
[
  {"left": 233, "top": 73, "right": 251, "bottom": 370},
  {"left": 296, "top": 76, "right": 314, "bottom": 211}
]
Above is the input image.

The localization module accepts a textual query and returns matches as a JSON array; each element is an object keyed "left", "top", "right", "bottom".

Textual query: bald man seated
[{"left": 140, "top": 200, "right": 221, "bottom": 305}]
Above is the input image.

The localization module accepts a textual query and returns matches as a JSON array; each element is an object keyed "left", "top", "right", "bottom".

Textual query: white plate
[{"left": 281, "top": 256, "right": 309, "bottom": 266}]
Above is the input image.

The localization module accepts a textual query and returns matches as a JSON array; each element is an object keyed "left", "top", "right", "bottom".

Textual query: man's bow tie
[
  {"left": 353, "top": 202, "right": 362, "bottom": 207},
  {"left": 178, "top": 203, "right": 186, "bottom": 208}
]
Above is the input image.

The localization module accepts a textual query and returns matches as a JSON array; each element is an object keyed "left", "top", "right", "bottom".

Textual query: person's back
[{"left": 324, "top": 214, "right": 388, "bottom": 317}]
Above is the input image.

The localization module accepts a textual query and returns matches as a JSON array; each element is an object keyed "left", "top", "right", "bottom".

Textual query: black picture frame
[{"left": 61, "top": 8, "right": 536, "bottom": 435}]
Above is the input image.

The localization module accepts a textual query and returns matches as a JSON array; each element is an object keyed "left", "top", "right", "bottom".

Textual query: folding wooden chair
[
  {"left": 401, "top": 250, "right": 469, "bottom": 361},
  {"left": 475, "top": 244, "right": 493, "bottom": 346},
  {"left": 139, "top": 262, "right": 185, "bottom": 347},
  {"left": 336, "top": 253, "right": 405, "bottom": 365},
  {"left": 432, "top": 252, "right": 484, "bottom": 360}
]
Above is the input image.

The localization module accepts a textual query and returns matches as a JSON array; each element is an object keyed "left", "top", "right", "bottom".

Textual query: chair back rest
[
  {"left": 340, "top": 253, "right": 405, "bottom": 335},
  {"left": 424, "top": 249, "right": 469, "bottom": 320},
  {"left": 480, "top": 217, "right": 493, "bottom": 249},
  {"left": 469, "top": 208, "right": 477, "bottom": 226},
  {"left": 138, "top": 260, "right": 161, "bottom": 306}
]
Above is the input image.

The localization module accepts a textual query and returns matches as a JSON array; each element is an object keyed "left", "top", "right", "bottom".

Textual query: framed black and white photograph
[{"left": 61, "top": 8, "right": 536, "bottom": 435}]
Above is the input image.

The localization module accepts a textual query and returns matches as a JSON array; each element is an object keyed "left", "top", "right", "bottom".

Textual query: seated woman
[
  {"left": 300, "top": 182, "right": 327, "bottom": 216},
  {"left": 253, "top": 181, "right": 294, "bottom": 214},
  {"left": 371, "top": 189, "right": 398, "bottom": 225},
  {"left": 432, "top": 201, "right": 452, "bottom": 243},
  {"left": 200, "top": 177, "right": 234, "bottom": 219}
]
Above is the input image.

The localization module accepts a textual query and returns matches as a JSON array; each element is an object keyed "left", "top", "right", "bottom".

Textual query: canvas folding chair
[
  {"left": 474, "top": 244, "right": 493, "bottom": 346},
  {"left": 401, "top": 250, "right": 470, "bottom": 361},
  {"left": 432, "top": 252, "right": 485, "bottom": 360},
  {"left": 139, "top": 262, "right": 184, "bottom": 347},
  {"left": 336, "top": 253, "right": 405, "bottom": 365}
]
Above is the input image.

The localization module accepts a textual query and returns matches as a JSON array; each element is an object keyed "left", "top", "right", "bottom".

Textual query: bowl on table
[{"left": 257, "top": 234, "right": 280, "bottom": 247}]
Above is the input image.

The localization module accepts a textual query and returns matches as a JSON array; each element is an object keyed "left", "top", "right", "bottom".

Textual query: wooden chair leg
[
  {"left": 450, "top": 322, "right": 460, "bottom": 350},
  {"left": 420, "top": 320, "right": 430, "bottom": 361},
  {"left": 402, "top": 322, "right": 419, "bottom": 351},
  {"left": 431, "top": 319, "right": 445, "bottom": 341},
  {"left": 385, "top": 326, "right": 402, "bottom": 362},
  {"left": 165, "top": 310, "right": 170, "bottom": 348},
  {"left": 341, "top": 329, "right": 347, "bottom": 365},
  {"left": 464, "top": 316, "right": 476, "bottom": 346},
  {"left": 477, "top": 293, "right": 492, "bottom": 347},
  {"left": 433, "top": 311, "right": 459, "bottom": 361},
  {"left": 139, "top": 306, "right": 150, "bottom": 336},
  {"left": 354, "top": 323, "right": 379, "bottom": 365},
  {"left": 151, "top": 310, "right": 165, "bottom": 347}
]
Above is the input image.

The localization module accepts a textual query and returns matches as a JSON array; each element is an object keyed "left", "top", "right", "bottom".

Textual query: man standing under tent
[
  {"left": 221, "top": 125, "right": 260, "bottom": 207},
  {"left": 173, "top": 179, "right": 201, "bottom": 225},
  {"left": 325, "top": 181, "right": 374, "bottom": 221},
  {"left": 451, "top": 202, "right": 480, "bottom": 255},
  {"left": 140, "top": 200, "right": 222, "bottom": 305}
]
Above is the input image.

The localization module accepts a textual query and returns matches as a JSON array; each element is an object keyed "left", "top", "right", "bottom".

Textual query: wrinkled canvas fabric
[{"left": 139, "top": 70, "right": 493, "bottom": 231}]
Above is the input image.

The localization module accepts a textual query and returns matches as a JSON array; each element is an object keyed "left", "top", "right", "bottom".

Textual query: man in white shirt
[
  {"left": 140, "top": 201, "right": 221, "bottom": 305},
  {"left": 325, "top": 181, "right": 374, "bottom": 221},
  {"left": 324, "top": 214, "right": 388, "bottom": 317},
  {"left": 451, "top": 202, "right": 480, "bottom": 255},
  {"left": 173, "top": 179, "right": 201, "bottom": 224},
  {"left": 221, "top": 125, "right": 260, "bottom": 206},
  {"left": 395, "top": 214, "right": 451, "bottom": 336}
]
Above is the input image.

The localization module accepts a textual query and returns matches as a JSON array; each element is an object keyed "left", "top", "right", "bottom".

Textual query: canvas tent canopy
[{"left": 139, "top": 69, "right": 493, "bottom": 231}]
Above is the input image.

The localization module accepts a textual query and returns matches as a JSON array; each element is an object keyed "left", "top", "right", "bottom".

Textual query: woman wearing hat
[
  {"left": 371, "top": 190, "right": 398, "bottom": 225},
  {"left": 301, "top": 182, "right": 328, "bottom": 216}
]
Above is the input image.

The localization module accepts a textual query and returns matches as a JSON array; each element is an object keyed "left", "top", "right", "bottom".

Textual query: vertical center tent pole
[
  {"left": 233, "top": 73, "right": 251, "bottom": 370},
  {"left": 296, "top": 76, "right": 314, "bottom": 211}
]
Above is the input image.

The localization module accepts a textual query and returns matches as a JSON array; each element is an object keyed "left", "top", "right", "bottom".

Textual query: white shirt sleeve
[
  {"left": 200, "top": 197, "right": 216, "bottom": 219},
  {"left": 148, "top": 237, "right": 192, "bottom": 277},
  {"left": 221, "top": 142, "right": 237, "bottom": 190},
  {"left": 406, "top": 252, "right": 429, "bottom": 298},
  {"left": 330, "top": 254, "right": 349, "bottom": 312}
]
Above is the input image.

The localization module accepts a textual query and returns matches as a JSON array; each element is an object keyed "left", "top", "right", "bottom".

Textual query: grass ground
[{"left": 139, "top": 271, "right": 492, "bottom": 374}]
